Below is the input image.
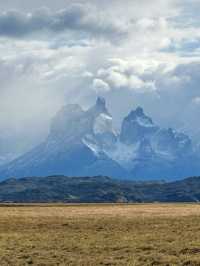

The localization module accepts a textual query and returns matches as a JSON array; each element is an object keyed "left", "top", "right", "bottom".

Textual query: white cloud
[
  {"left": 0, "top": 0, "right": 200, "bottom": 160},
  {"left": 96, "top": 64, "right": 156, "bottom": 92},
  {"left": 92, "top": 79, "right": 110, "bottom": 93},
  {"left": 0, "top": 4, "right": 127, "bottom": 43}
]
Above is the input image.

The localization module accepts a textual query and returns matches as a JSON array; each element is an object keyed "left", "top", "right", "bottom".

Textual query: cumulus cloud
[
  {"left": 96, "top": 62, "right": 156, "bottom": 92},
  {"left": 92, "top": 79, "right": 110, "bottom": 93}
]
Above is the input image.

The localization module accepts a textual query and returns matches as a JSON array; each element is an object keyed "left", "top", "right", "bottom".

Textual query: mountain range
[{"left": 0, "top": 97, "right": 200, "bottom": 181}]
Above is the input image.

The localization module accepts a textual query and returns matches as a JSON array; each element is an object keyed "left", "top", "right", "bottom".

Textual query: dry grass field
[{"left": 0, "top": 204, "right": 200, "bottom": 265}]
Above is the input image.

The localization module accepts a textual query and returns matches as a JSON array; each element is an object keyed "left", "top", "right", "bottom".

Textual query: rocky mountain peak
[
  {"left": 134, "top": 106, "right": 144, "bottom": 116},
  {"left": 94, "top": 97, "right": 107, "bottom": 114},
  {"left": 126, "top": 106, "right": 154, "bottom": 125},
  {"left": 49, "top": 104, "right": 84, "bottom": 141},
  {"left": 120, "top": 107, "right": 158, "bottom": 145},
  {"left": 96, "top": 96, "right": 106, "bottom": 107},
  {"left": 0, "top": 98, "right": 199, "bottom": 181}
]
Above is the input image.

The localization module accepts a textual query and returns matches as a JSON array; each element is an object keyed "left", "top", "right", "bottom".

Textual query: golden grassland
[{"left": 0, "top": 204, "right": 200, "bottom": 265}]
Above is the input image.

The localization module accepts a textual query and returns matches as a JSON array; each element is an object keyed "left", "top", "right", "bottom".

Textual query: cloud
[
  {"left": 0, "top": 0, "right": 200, "bottom": 162},
  {"left": 96, "top": 60, "right": 157, "bottom": 93},
  {"left": 92, "top": 79, "right": 110, "bottom": 93},
  {"left": 0, "top": 39, "right": 94, "bottom": 160},
  {"left": 0, "top": 4, "right": 127, "bottom": 42}
]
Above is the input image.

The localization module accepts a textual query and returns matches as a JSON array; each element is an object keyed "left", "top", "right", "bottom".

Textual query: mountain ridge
[{"left": 0, "top": 97, "right": 200, "bottom": 181}]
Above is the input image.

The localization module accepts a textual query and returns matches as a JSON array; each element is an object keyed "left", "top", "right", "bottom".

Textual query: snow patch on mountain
[
  {"left": 82, "top": 137, "right": 100, "bottom": 156},
  {"left": 136, "top": 116, "right": 155, "bottom": 128},
  {"left": 105, "top": 141, "right": 140, "bottom": 170},
  {"left": 93, "top": 113, "right": 113, "bottom": 135}
]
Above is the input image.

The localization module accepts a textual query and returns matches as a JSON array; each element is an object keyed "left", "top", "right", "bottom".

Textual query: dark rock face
[
  {"left": 0, "top": 98, "right": 200, "bottom": 181},
  {"left": 120, "top": 106, "right": 158, "bottom": 145}
]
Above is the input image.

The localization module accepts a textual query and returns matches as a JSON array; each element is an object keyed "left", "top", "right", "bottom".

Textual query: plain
[{"left": 0, "top": 204, "right": 200, "bottom": 265}]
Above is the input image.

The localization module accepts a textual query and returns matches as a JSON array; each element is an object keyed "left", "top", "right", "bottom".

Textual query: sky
[{"left": 0, "top": 0, "right": 200, "bottom": 162}]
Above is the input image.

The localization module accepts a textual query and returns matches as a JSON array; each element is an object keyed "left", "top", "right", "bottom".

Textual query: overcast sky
[{"left": 0, "top": 0, "right": 200, "bottom": 161}]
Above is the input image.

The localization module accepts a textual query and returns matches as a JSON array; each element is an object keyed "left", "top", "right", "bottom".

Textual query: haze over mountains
[{"left": 0, "top": 97, "right": 200, "bottom": 181}]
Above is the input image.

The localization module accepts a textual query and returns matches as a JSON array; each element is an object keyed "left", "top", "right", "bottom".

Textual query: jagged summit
[
  {"left": 96, "top": 96, "right": 106, "bottom": 109},
  {"left": 133, "top": 106, "right": 144, "bottom": 116},
  {"left": 49, "top": 103, "right": 85, "bottom": 142},
  {"left": 125, "top": 106, "right": 154, "bottom": 126},
  {"left": 49, "top": 98, "right": 110, "bottom": 142},
  {"left": 120, "top": 107, "right": 157, "bottom": 145},
  {"left": 0, "top": 98, "right": 199, "bottom": 181},
  {"left": 89, "top": 96, "right": 108, "bottom": 116}
]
